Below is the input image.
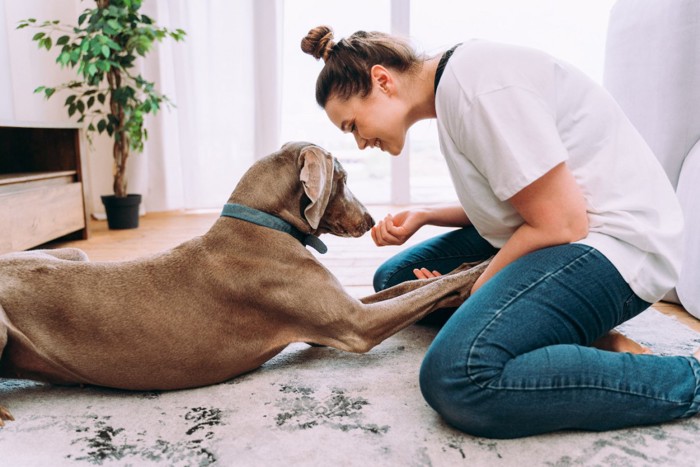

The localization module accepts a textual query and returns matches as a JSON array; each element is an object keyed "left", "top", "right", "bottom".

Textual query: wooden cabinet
[{"left": 0, "top": 121, "right": 89, "bottom": 254}]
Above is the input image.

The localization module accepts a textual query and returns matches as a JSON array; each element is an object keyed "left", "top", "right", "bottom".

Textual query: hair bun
[{"left": 301, "top": 25, "right": 336, "bottom": 62}]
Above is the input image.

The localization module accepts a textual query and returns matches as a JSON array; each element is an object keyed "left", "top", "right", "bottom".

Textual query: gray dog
[{"left": 0, "top": 141, "right": 488, "bottom": 425}]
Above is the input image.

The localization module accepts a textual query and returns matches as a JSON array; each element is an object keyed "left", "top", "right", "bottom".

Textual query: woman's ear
[{"left": 370, "top": 65, "right": 393, "bottom": 94}]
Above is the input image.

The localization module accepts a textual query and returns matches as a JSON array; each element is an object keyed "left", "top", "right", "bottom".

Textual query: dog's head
[
  {"left": 292, "top": 142, "right": 375, "bottom": 237},
  {"left": 229, "top": 142, "right": 375, "bottom": 238}
]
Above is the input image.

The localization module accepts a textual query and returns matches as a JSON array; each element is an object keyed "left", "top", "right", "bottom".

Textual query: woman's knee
[
  {"left": 419, "top": 342, "right": 476, "bottom": 419},
  {"left": 373, "top": 255, "right": 418, "bottom": 292},
  {"left": 419, "top": 335, "right": 511, "bottom": 438},
  {"left": 372, "top": 260, "right": 395, "bottom": 292}
]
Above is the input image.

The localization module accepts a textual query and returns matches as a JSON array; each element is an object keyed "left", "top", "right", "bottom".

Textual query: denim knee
[
  {"left": 419, "top": 337, "right": 508, "bottom": 438},
  {"left": 373, "top": 261, "right": 393, "bottom": 292},
  {"left": 373, "top": 256, "right": 414, "bottom": 292}
]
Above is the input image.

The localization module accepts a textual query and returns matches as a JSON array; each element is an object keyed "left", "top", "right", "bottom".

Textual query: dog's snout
[{"left": 365, "top": 213, "right": 375, "bottom": 229}]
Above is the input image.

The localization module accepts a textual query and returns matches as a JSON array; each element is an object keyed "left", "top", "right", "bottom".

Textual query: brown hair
[{"left": 300, "top": 25, "right": 423, "bottom": 107}]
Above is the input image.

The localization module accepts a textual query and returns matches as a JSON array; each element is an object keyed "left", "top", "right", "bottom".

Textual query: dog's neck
[{"left": 220, "top": 203, "right": 327, "bottom": 254}]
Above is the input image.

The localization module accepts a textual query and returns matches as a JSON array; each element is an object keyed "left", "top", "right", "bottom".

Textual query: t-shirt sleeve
[{"left": 453, "top": 86, "right": 569, "bottom": 201}]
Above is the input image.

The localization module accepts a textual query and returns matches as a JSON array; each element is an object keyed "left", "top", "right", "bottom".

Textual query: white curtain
[
  {"left": 123, "top": 0, "right": 283, "bottom": 212},
  {"left": 1, "top": 0, "right": 282, "bottom": 214}
]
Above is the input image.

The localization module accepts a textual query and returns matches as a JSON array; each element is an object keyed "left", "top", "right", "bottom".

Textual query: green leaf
[
  {"left": 87, "top": 63, "right": 98, "bottom": 76},
  {"left": 65, "top": 95, "right": 77, "bottom": 106},
  {"left": 78, "top": 12, "right": 88, "bottom": 26},
  {"left": 43, "top": 37, "right": 52, "bottom": 50},
  {"left": 57, "top": 51, "right": 71, "bottom": 66},
  {"left": 97, "top": 119, "right": 107, "bottom": 133},
  {"left": 101, "top": 45, "right": 110, "bottom": 58},
  {"left": 56, "top": 35, "right": 70, "bottom": 46},
  {"left": 105, "top": 37, "right": 121, "bottom": 50},
  {"left": 87, "top": 96, "right": 95, "bottom": 108},
  {"left": 68, "top": 103, "right": 76, "bottom": 117},
  {"left": 34, "top": 85, "right": 46, "bottom": 94},
  {"left": 107, "top": 19, "right": 121, "bottom": 31},
  {"left": 44, "top": 87, "right": 55, "bottom": 99},
  {"left": 97, "top": 93, "right": 106, "bottom": 104},
  {"left": 32, "top": 32, "right": 45, "bottom": 41}
]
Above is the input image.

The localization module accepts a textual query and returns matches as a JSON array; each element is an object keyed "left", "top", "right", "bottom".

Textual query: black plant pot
[{"left": 101, "top": 194, "right": 142, "bottom": 229}]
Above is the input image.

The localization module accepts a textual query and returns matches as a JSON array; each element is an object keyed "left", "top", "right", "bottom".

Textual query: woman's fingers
[
  {"left": 379, "top": 216, "right": 401, "bottom": 243},
  {"left": 372, "top": 215, "right": 403, "bottom": 246},
  {"left": 413, "top": 268, "right": 442, "bottom": 279}
]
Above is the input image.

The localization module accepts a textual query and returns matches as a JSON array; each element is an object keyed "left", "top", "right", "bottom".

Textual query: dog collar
[{"left": 221, "top": 203, "right": 328, "bottom": 254}]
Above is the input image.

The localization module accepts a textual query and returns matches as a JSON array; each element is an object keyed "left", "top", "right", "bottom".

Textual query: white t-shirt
[{"left": 435, "top": 40, "right": 683, "bottom": 303}]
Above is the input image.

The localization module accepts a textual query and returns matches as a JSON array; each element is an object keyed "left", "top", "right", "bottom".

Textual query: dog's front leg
[
  {"left": 359, "top": 259, "right": 488, "bottom": 306},
  {"left": 320, "top": 261, "right": 489, "bottom": 353}
]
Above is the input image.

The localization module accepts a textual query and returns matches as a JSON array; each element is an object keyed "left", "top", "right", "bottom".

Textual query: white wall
[
  {"left": 0, "top": 2, "right": 14, "bottom": 119},
  {"left": 3, "top": 0, "right": 81, "bottom": 122}
]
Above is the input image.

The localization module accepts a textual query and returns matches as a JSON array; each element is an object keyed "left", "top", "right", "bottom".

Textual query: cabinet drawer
[{"left": 0, "top": 182, "right": 85, "bottom": 253}]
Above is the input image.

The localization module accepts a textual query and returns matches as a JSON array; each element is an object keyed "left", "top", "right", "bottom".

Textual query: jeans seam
[
  {"left": 680, "top": 356, "right": 700, "bottom": 418},
  {"left": 464, "top": 246, "right": 596, "bottom": 389},
  {"left": 463, "top": 381, "right": 693, "bottom": 408}
]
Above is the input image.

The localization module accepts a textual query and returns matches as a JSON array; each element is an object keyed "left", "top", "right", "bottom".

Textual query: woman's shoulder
[
  {"left": 442, "top": 40, "right": 564, "bottom": 99},
  {"left": 452, "top": 40, "right": 558, "bottom": 75}
]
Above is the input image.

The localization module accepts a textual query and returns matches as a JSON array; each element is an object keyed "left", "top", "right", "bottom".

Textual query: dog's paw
[{"left": 0, "top": 405, "right": 14, "bottom": 427}]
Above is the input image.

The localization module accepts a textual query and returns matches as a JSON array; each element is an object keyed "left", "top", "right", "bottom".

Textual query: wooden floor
[{"left": 49, "top": 207, "right": 700, "bottom": 333}]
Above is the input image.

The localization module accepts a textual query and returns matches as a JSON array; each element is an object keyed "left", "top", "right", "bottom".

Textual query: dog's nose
[{"left": 365, "top": 213, "right": 375, "bottom": 229}]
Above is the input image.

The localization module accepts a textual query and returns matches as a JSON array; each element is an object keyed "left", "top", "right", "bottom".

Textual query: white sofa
[{"left": 604, "top": 0, "right": 700, "bottom": 317}]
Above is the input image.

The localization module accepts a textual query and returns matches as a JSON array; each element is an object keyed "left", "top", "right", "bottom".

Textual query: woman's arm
[
  {"left": 470, "top": 161, "right": 589, "bottom": 293},
  {"left": 371, "top": 204, "right": 471, "bottom": 246}
]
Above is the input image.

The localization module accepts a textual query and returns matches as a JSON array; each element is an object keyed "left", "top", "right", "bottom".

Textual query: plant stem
[{"left": 107, "top": 66, "right": 129, "bottom": 197}]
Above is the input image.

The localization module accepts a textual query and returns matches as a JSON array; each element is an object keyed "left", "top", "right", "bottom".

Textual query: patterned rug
[{"left": 1, "top": 307, "right": 700, "bottom": 466}]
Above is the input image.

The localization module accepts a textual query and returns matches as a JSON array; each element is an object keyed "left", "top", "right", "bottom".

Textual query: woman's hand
[
  {"left": 371, "top": 205, "right": 472, "bottom": 247},
  {"left": 413, "top": 268, "right": 442, "bottom": 279},
  {"left": 371, "top": 210, "right": 426, "bottom": 246}
]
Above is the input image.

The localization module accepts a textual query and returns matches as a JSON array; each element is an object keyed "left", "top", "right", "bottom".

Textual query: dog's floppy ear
[{"left": 299, "top": 145, "right": 334, "bottom": 230}]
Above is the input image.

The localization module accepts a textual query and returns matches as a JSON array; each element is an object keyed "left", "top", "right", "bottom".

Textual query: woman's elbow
[{"left": 563, "top": 213, "right": 589, "bottom": 243}]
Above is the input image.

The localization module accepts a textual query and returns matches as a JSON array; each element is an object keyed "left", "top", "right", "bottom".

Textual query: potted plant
[{"left": 18, "top": 0, "right": 185, "bottom": 229}]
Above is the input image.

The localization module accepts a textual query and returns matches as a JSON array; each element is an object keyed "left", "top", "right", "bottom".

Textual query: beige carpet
[{"left": 2, "top": 306, "right": 700, "bottom": 466}]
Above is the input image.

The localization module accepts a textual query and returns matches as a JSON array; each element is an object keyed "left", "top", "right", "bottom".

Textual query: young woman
[{"left": 301, "top": 26, "right": 700, "bottom": 439}]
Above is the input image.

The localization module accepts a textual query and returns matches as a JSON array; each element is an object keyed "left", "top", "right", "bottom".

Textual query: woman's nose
[{"left": 354, "top": 133, "right": 369, "bottom": 150}]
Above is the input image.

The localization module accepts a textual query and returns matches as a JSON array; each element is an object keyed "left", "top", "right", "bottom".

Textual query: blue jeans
[{"left": 374, "top": 226, "right": 700, "bottom": 439}]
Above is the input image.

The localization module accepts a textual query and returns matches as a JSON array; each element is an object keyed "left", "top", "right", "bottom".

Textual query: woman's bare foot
[
  {"left": 591, "top": 330, "right": 652, "bottom": 354},
  {"left": 0, "top": 405, "right": 14, "bottom": 427}
]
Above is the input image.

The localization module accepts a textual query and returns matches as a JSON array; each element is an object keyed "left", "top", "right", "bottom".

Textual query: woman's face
[{"left": 325, "top": 69, "right": 408, "bottom": 156}]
